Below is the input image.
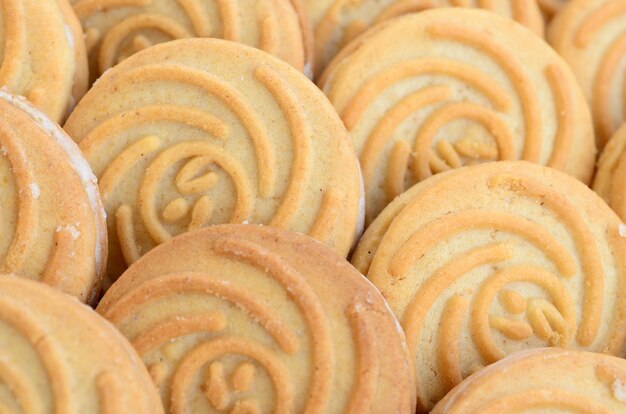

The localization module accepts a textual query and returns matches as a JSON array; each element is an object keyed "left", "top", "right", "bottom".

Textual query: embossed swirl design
[
  {"left": 323, "top": 20, "right": 580, "bottom": 222},
  {"left": 78, "top": 62, "right": 350, "bottom": 271},
  {"left": 72, "top": 0, "right": 303, "bottom": 75},
  {"left": 99, "top": 236, "right": 381, "bottom": 413},
  {"left": 360, "top": 167, "right": 626, "bottom": 412}
]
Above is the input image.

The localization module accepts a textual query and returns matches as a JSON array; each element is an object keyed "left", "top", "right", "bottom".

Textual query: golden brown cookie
[
  {"left": 70, "top": 0, "right": 314, "bottom": 80},
  {"left": 539, "top": 0, "right": 569, "bottom": 18},
  {"left": 549, "top": 0, "right": 626, "bottom": 148},
  {"left": 432, "top": 348, "right": 626, "bottom": 413},
  {"left": 321, "top": 9, "right": 595, "bottom": 224},
  {"left": 0, "top": 0, "right": 88, "bottom": 122},
  {"left": 0, "top": 275, "right": 164, "bottom": 413},
  {"left": 352, "top": 161, "right": 626, "bottom": 413},
  {"left": 304, "top": 0, "right": 544, "bottom": 75},
  {"left": 593, "top": 123, "right": 626, "bottom": 221},
  {"left": 97, "top": 224, "right": 415, "bottom": 413},
  {"left": 0, "top": 90, "right": 107, "bottom": 304},
  {"left": 64, "top": 38, "right": 363, "bottom": 286}
]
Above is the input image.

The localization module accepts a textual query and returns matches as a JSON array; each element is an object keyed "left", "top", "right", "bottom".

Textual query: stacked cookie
[{"left": 3, "top": 0, "right": 626, "bottom": 413}]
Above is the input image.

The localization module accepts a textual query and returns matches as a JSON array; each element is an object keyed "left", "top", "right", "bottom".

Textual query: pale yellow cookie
[
  {"left": 97, "top": 224, "right": 415, "bottom": 413},
  {"left": 432, "top": 348, "right": 626, "bottom": 413},
  {"left": 0, "top": 0, "right": 88, "bottom": 122},
  {"left": 304, "top": 0, "right": 544, "bottom": 75},
  {"left": 0, "top": 90, "right": 107, "bottom": 304},
  {"left": 321, "top": 9, "right": 595, "bottom": 224},
  {"left": 70, "top": 0, "right": 314, "bottom": 80},
  {"left": 352, "top": 161, "right": 626, "bottom": 412},
  {"left": 593, "top": 123, "right": 626, "bottom": 221},
  {"left": 0, "top": 275, "right": 164, "bottom": 413},
  {"left": 549, "top": 0, "right": 626, "bottom": 148},
  {"left": 64, "top": 38, "right": 363, "bottom": 286}
]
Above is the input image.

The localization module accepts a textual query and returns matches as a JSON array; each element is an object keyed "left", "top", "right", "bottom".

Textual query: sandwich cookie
[
  {"left": 97, "top": 224, "right": 415, "bottom": 413},
  {"left": 432, "top": 348, "right": 626, "bottom": 413},
  {"left": 70, "top": 0, "right": 314, "bottom": 80},
  {"left": 64, "top": 38, "right": 364, "bottom": 285},
  {"left": 0, "top": 276, "right": 164, "bottom": 413},
  {"left": 352, "top": 161, "right": 626, "bottom": 412},
  {"left": 321, "top": 9, "right": 595, "bottom": 223},
  {"left": 0, "top": 90, "right": 106, "bottom": 304},
  {"left": 549, "top": 0, "right": 626, "bottom": 148}
]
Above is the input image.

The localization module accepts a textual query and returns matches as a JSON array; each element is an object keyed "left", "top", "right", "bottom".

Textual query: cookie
[
  {"left": 321, "top": 9, "right": 595, "bottom": 224},
  {"left": 352, "top": 161, "right": 626, "bottom": 412},
  {"left": 549, "top": 0, "right": 626, "bottom": 148},
  {"left": 64, "top": 38, "right": 364, "bottom": 285},
  {"left": 432, "top": 348, "right": 626, "bottom": 413},
  {"left": 538, "top": 0, "right": 569, "bottom": 18},
  {"left": 0, "top": 275, "right": 163, "bottom": 413},
  {"left": 304, "top": 0, "right": 544, "bottom": 75},
  {"left": 0, "top": 0, "right": 88, "bottom": 122},
  {"left": 593, "top": 123, "right": 626, "bottom": 221},
  {"left": 70, "top": 0, "right": 314, "bottom": 80},
  {"left": 0, "top": 90, "right": 107, "bottom": 304},
  {"left": 96, "top": 224, "right": 415, "bottom": 413}
]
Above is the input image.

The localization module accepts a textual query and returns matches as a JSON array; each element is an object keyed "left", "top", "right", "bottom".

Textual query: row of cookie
[
  {"left": 6, "top": 0, "right": 577, "bottom": 126},
  {"left": 5, "top": 220, "right": 625, "bottom": 413}
]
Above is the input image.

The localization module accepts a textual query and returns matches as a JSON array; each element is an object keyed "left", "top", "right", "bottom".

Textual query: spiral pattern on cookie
[
  {"left": 65, "top": 38, "right": 362, "bottom": 282},
  {"left": 549, "top": 0, "right": 626, "bottom": 147},
  {"left": 305, "top": 0, "right": 544, "bottom": 75},
  {"left": 71, "top": 0, "right": 311, "bottom": 78},
  {"left": 321, "top": 9, "right": 594, "bottom": 223},
  {"left": 97, "top": 225, "right": 414, "bottom": 413},
  {"left": 352, "top": 161, "right": 626, "bottom": 413},
  {"left": 432, "top": 348, "right": 626, "bottom": 413}
]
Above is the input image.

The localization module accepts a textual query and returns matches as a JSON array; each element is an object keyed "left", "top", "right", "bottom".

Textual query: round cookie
[
  {"left": 432, "top": 348, "right": 626, "bottom": 413},
  {"left": 0, "top": 0, "right": 88, "bottom": 122},
  {"left": 593, "top": 123, "right": 626, "bottom": 221},
  {"left": 96, "top": 224, "right": 415, "bottom": 413},
  {"left": 549, "top": 0, "right": 626, "bottom": 148},
  {"left": 0, "top": 90, "right": 107, "bottom": 304},
  {"left": 352, "top": 161, "right": 626, "bottom": 413},
  {"left": 64, "top": 38, "right": 363, "bottom": 285},
  {"left": 0, "top": 275, "right": 164, "bottom": 413},
  {"left": 304, "top": 0, "right": 544, "bottom": 76},
  {"left": 321, "top": 9, "right": 595, "bottom": 224},
  {"left": 70, "top": 0, "right": 314, "bottom": 80}
]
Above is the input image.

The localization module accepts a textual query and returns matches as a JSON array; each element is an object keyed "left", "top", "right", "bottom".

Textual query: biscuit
[
  {"left": 321, "top": 9, "right": 595, "bottom": 224},
  {"left": 549, "top": 0, "right": 626, "bottom": 148},
  {"left": 538, "top": 0, "right": 569, "bottom": 18},
  {"left": 351, "top": 161, "right": 626, "bottom": 412},
  {"left": 0, "top": 275, "right": 164, "bottom": 413},
  {"left": 64, "top": 38, "right": 364, "bottom": 286},
  {"left": 593, "top": 123, "right": 626, "bottom": 221},
  {"left": 96, "top": 224, "right": 415, "bottom": 413},
  {"left": 70, "top": 0, "right": 314, "bottom": 80},
  {"left": 0, "top": 90, "right": 107, "bottom": 304},
  {"left": 304, "top": 0, "right": 544, "bottom": 75},
  {"left": 0, "top": 0, "right": 88, "bottom": 122},
  {"left": 432, "top": 348, "right": 626, "bottom": 413}
]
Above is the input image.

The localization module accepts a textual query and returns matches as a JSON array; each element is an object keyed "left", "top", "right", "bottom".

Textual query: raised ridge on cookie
[
  {"left": 97, "top": 224, "right": 415, "bottom": 413},
  {"left": 593, "top": 123, "right": 626, "bottom": 221},
  {"left": 64, "top": 38, "right": 364, "bottom": 287},
  {"left": 321, "top": 9, "right": 595, "bottom": 224},
  {"left": 352, "top": 160, "right": 626, "bottom": 412}
]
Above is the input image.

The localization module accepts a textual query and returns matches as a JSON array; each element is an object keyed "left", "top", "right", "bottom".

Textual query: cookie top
[
  {"left": 0, "top": 275, "right": 163, "bottom": 413},
  {"left": 432, "top": 348, "right": 626, "bottom": 413},
  {"left": 352, "top": 161, "right": 626, "bottom": 412},
  {"left": 593, "top": 123, "right": 626, "bottom": 221},
  {"left": 0, "top": 0, "right": 88, "bottom": 122},
  {"left": 321, "top": 9, "right": 595, "bottom": 223},
  {"left": 0, "top": 90, "right": 107, "bottom": 304},
  {"left": 70, "top": 0, "right": 314, "bottom": 80},
  {"left": 64, "top": 38, "right": 363, "bottom": 284},
  {"left": 549, "top": 0, "right": 626, "bottom": 148},
  {"left": 304, "top": 0, "right": 544, "bottom": 75},
  {"left": 97, "top": 224, "right": 415, "bottom": 413}
]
